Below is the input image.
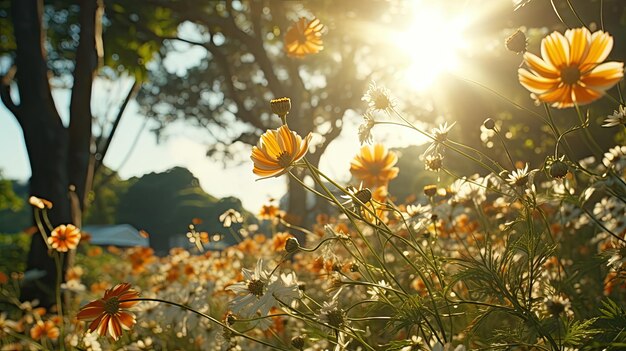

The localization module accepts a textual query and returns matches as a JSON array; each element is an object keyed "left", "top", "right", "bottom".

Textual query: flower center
[
  {"left": 354, "top": 189, "right": 372, "bottom": 204},
  {"left": 247, "top": 279, "right": 265, "bottom": 297},
  {"left": 514, "top": 175, "right": 528, "bottom": 187},
  {"left": 297, "top": 33, "right": 308, "bottom": 44},
  {"left": 103, "top": 297, "right": 120, "bottom": 314},
  {"left": 325, "top": 309, "right": 345, "bottom": 327},
  {"left": 560, "top": 65, "right": 581, "bottom": 85},
  {"left": 546, "top": 300, "right": 565, "bottom": 316},
  {"left": 374, "top": 94, "right": 391, "bottom": 110},
  {"left": 434, "top": 132, "right": 448, "bottom": 143},
  {"left": 276, "top": 151, "right": 292, "bottom": 168}
]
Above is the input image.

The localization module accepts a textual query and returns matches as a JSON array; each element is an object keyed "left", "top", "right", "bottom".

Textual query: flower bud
[
  {"left": 270, "top": 97, "right": 291, "bottom": 117},
  {"left": 285, "top": 237, "right": 300, "bottom": 253},
  {"left": 423, "top": 185, "right": 438, "bottom": 197},
  {"left": 226, "top": 313, "right": 236, "bottom": 326},
  {"left": 483, "top": 118, "right": 496, "bottom": 130},
  {"left": 354, "top": 188, "right": 372, "bottom": 204},
  {"left": 291, "top": 335, "right": 306, "bottom": 349},
  {"left": 28, "top": 196, "right": 53, "bottom": 209},
  {"left": 350, "top": 262, "right": 359, "bottom": 272},
  {"left": 505, "top": 29, "right": 527, "bottom": 53},
  {"left": 549, "top": 160, "right": 568, "bottom": 179}
]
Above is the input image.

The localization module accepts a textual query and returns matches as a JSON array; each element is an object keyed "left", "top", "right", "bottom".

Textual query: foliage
[
  {"left": 0, "top": 180, "right": 30, "bottom": 234},
  {"left": 116, "top": 166, "right": 255, "bottom": 253},
  {"left": 0, "top": 232, "right": 29, "bottom": 276},
  {"left": 0, "top": 172, "right": 22, "bottom": 212},
  {"left": 83, "top": 166, "right": 132, "bottom": 225}
]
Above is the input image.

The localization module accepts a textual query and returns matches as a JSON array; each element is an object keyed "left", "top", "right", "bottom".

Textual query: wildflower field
[{"left": 1, "top": 1, "right": 626, "bottom": 350}]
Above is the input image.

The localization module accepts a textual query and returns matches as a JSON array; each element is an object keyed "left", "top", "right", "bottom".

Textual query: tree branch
[
  {"left": 178, "top": 2, "right": 287, "bottom": 98},
  {"left": 94, "top": 79, "right": 140, "bottom": 174},
  {"left": 0, "top": 65, "right": 20, "bottom": 120},
  {"left": 160, "top": 35, "right": 268, "bottom": 131}
]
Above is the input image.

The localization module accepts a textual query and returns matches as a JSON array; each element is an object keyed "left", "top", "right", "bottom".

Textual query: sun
[{"left": 394, "top": 3, "right": 469, "bottom": 91}]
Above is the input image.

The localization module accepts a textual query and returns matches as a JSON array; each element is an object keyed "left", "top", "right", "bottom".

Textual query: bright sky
[
  {"left": 0, "top": 93, "right": 427, "bottom": 212},
  {"left": 0, "top": 97, "right": 286, "bottom": 212}
]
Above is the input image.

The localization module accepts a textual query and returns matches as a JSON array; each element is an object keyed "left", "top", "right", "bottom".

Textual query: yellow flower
[
  {"left": 251, "top": 125, "right": 312, "bottom": 178},
  {"left": 284, "top": 17, "right": 324, "bottom": 58},
  {"left": 518, "top": 27, "right": 624, "bottom": 108},
  {"left": 48, "top": 224, "right": 81, "bottom": 252},
  {"left": 349, "top": 144, "right": 399, "bottom": 188}
]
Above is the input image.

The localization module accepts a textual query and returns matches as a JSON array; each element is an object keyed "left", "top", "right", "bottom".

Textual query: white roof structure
[{"left": 82, "top": 224, "right": 150, "bottom": 247}]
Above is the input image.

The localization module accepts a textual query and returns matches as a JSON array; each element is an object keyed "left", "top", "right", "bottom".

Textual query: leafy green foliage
[
  {"left": 84, "top": 166, "right": 132, "bottom": 225},
  {"left": 563, "top": 318, "right": 600, "bottom": 347},
  {"left": 0, "top": 232, "right": 29, "bottom": 275},
  {"left": 116, "top": 166, "right": 254, "bottom": 253},
  {"left": 0, "top": 180, "right": 30, "bottom": 234},
  {"left": 0, "top": 173, "right": 22, "bottom": 212}
]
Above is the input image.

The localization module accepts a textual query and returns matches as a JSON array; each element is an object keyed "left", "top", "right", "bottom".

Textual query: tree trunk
[
  {"left": 12, "top": 0, "right": 72, "bottom": 307},
  {"left": 69, "top": 0, "right": 101, "bottom": 213},
  {"left": 8, "top": 0, "right": 100, "bottom": 307}
]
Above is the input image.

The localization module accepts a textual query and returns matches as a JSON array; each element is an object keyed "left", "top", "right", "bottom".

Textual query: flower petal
[{"left": 541, "top": 31, "right": 569, "bottom": 67}]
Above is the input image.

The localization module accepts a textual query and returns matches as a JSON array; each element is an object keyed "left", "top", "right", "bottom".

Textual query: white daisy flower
[
  {"left": 423, "top": 122, "right": 456, "bottom": 158},
  {"left": 362, "top": 81, "right": 396, "bottom": 112},
  {"left": 226, "top": 259, "right": 300, "bottom": 329},
  {"left": 602, "top": 105, "right": 626, "bottom": 127},
  {"left": 219, "top": 209, "right": 243, "bottom": 228}
]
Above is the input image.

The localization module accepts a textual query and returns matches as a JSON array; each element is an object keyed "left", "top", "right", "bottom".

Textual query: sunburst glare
[{"left": 394, "top": 2, "right": 470, "bottom": 91}]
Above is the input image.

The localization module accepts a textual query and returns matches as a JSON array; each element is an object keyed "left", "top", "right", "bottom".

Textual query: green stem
[
  {"left": 119, "top": 298, "right": 290, "bottom": 350},
  {"left": 54, "top": 253, "right": 64, "bottom": 349}
]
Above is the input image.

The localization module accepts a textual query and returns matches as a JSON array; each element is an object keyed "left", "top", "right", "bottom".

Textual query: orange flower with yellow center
[
  {"left": 518, "top": 27, "right": 624, "bottom": 108},
  {"left": 284, "top": 17, "right": 324, "bottom": 58},
  {"left": 349, "top": 144, "right": 399, "bottom": 188},
  {"left": 251, "top": 125, "right": 312, "bottom": 178},
  {"left": 29, "top": 320, "right": 59, "bottom": 341},
  {"left": 48, "top": 224, "right": 81, "bottom": 252},
  {"left": 77, "top": 283, "right": 140, "bottom": 340}
]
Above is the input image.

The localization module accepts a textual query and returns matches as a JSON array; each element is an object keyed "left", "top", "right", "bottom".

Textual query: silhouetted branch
[
  {"left": 94, "top": 80, "right": 140, "bottom": 174},
  {"left": 0, "top": 66, "right": 20, "bottom": 120}
]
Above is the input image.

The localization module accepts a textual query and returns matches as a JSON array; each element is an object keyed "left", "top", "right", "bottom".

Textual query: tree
[
  {"left": 135, "top": 0, "right": 411, "bottom": 224},
  {"left": 0, "top": 0, "right": 174, "bottom": 306},
  {"left": 116, "top": 166, "right": 253, "bottom": 253}
]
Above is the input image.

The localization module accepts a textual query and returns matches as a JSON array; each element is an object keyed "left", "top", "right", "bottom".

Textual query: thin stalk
[
  {"left": 53, "top": 253, "right": 64, "bottom": 349},
  {"left": 565, "top": 0, "right": 588, "bottom": 28},
  {"left": 494, "top": 127, "right": 516, "bottom": 168},
  {"left": 119, "top": 298, "right": 290, "bottom": 350}
]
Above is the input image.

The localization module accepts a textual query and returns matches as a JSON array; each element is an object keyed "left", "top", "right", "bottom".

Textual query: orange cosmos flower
[
  {"left": 48, "top": 224, "right": 81, "bottom": 252},
  {"left": 518, "top": 27, "right": 624, "bottom": 108},
  {"left": 350, "top": 144, "right": 399, "bottom": 188},
  {"left": 77, "top": 283, "right": 140, "bottom": 340},
  {"left": 271, "top": 232, "right": 294, "bottom": 252},
  {"left": 29, "top": 320, "right": 59, "bottom": 341},
  {"left": 284, "top": 17, "right": 324, "bottom": 58},
  {"left": 259, "top": 200, "right": 281, "bottom": 220},
  {"left": 251, "top": 125, "right": 312, "bottom": 178}
]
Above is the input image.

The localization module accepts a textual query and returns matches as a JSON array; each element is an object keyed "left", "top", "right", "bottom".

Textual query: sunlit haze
[{"left": 394, "top": 1, "right": 470, "bottom": 91}]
